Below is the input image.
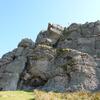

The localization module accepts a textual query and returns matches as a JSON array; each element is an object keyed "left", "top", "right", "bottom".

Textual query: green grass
[
  {"left": 0, "top": 91, "right": 34, "bottom": 100},
  {"left": 0, "top": 90, "right": 100, "bottom": 100}
]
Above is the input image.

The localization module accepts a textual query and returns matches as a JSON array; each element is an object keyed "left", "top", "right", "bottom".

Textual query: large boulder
[
  {"left": 0, "top": 21, "right": 100, "bottom": 92},
  {"left": 42, "top": 49, "right": 99, "bottom": 92},
  {"left": 17, "top": 44, "right": 56, "bottom": 90},
  {"left": 57, "top": 21, "right": 100, "bottom": 67},
  {"left": 0, "top": 56, "right": 27, "bottom": 90},
  {"left": 27, "top": 45, "right": 56, "bottom": 80},
  {"left": 17, "top": 46, "right": 99, "bottom": 92},
  {"left": 18, "top": 38, "right": 35, "bottom": 48},
  {"left": 36, "top": 23, "right": 64, "bottom": 46}
]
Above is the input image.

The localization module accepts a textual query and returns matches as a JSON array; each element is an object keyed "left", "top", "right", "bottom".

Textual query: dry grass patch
[
  {"left": 34, "top": 90, "right": 100, "bottom": 100},
  {"left": 0, "top": 90, "right": 100, "bottom": 100}
]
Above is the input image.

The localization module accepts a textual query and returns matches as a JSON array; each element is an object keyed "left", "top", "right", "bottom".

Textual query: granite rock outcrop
[{"left": 0, "top": 22, "right": 100, "bottom": 92}]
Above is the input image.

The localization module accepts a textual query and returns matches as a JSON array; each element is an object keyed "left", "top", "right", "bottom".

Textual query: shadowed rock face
[{"left": 0, "top": 22, "right": 100, "bottom": 92}]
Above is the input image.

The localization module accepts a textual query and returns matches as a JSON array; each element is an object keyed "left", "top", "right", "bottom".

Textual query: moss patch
[
  {"left": 31, "top": 56, "right": 46, "bottom": 61},
  {"left": 38, "top": 44, "right": 52, "bottom": 49},
  {"left": 57, "top": 48, "right": 71, "bottom": 56}
]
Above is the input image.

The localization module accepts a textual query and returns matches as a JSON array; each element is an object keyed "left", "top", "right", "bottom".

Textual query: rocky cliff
[{"left": 0, "top": 21, "right": 100, "bottom": 92}]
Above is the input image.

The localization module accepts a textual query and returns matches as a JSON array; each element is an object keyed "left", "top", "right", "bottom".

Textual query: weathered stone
[
  {"left": 95, "top": 36, "right": 100, "bottom": 49},
  {"left": 81, "top": 22, "right": 95, "bottom": 37},
  {"left": 94, "top": 20, "right": 100, "bottom": 35},
  {"left": 4, "top": 56, "right": 27, "bottom": 73},
  {"left": 14, "top": 47, "right": 24, "bottom": 57},
  {"left": 0, "top": 21, "right": 100, "bottom": 92},
  {"left": 27, "top": 45, "right": 56, "bottom": 80},
  {"left": 66, "top": 31, "right": 81, "bottom": 40},
  {"left": 96, "top": 49, "right": 100, "bottom": 58},
  {"left": 0, "top": 73, "right": 19, "bottom": 90},
  {"left": 18, "top": 38, "right": 35, "bottom": 48},
  {"left": 57, "top": 39, "right": 77, "bottom": 49},
  {"left": 78, "top": 46, "right": 95, "bottom": 56},
  {"left": 43, "top": 75, "right": 68, "bottom": 92},
  {"left": 48, "top": 23, "right": 64, "bottom": 32},
  {"left": 2, "top": 51, "right": 15, "bottom": 59},
  {"left": 55, "top": 49, "right": 96, "bottom": 91},
  {"left": 0, "top": 56, "right": 27, "bottom": 90},
  {"left": 41, "top": 49, "right": 98, "bottom": 92},
  {"left": 35, "top": 30, "right": 48, "bottom": 45},
  {"left": 67, "top": 23, "right": 81, "bottom": 32},
  {"left": 36, "top": 23, "right": 64, "bottom": 46},
  {"left": 78, "top": 38, "right": 95, "bottom": 44},
  {"left": 0, "top": 51, "right": 15, "bottom": 67},
  {"left": 95, "top": 58, "right": 100, "bottom": 68},
  {"left": 36, "top": 38, "right": 52, "bottom": 46},
  {"left": 21, "top": 47, "right": 33, "bottom": 57},
  {"left": 77, "top": 37, "right": 95, "bottom": 55}
]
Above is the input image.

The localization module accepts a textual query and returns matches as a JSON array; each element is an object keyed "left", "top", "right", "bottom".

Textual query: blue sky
[{"left": 0, "top": 0, "right": 100, "bottom": 57}]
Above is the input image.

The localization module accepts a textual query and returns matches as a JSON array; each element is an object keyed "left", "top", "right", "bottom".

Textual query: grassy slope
[{"left": 0, "top": 90, "right": 100, "bottom": 100}]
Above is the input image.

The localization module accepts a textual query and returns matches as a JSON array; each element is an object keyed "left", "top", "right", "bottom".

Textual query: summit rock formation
[{"left": 0, "top": 21, "right": 100, "bottom": 92}]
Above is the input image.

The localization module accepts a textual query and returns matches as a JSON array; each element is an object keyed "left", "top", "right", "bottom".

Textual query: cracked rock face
[
  {"left": 43, "top": 49, "right": 98, "bottom": 92},
  {"left": 36, "top": 23, "right": 64, "bottom": 46},
  {"left": 0, "top": 22, "right": 100, "bottom": 92}
]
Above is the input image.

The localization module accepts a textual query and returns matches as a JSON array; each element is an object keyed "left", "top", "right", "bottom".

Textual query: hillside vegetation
[{"left": 0, "top": 90, "right": 100, "bottom": 100}]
